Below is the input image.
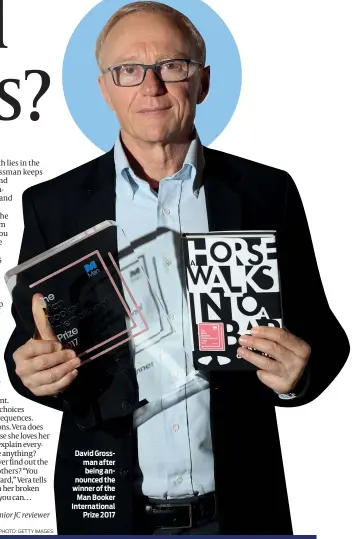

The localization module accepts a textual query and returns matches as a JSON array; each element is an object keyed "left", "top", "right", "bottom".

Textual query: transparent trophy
[{"left": 5, "top": 221, "right": 208, "bottom": 415}]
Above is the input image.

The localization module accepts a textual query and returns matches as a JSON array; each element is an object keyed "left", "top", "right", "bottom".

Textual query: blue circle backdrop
[{"left": 62, "top": 0, "right": 242, "bottom": 151}]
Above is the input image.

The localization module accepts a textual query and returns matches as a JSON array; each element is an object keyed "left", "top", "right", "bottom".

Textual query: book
[{"left": 182, "top": 231, "right": 283, "bottom": 371}]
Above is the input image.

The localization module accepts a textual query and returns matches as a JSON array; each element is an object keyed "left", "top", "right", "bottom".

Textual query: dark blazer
[{"left": 4, "top": 146, "right": 350, "bottom": 535}]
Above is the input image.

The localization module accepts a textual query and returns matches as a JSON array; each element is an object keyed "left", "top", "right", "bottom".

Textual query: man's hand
[
  {"left": 13, "top": 340, "right": 80, "bottom": 397},
  {"left": 12, "top": 293, "right": 80, "bottom": 397},
  {"left": 238, "top": 326, "right": 311, "bottom": 394}
]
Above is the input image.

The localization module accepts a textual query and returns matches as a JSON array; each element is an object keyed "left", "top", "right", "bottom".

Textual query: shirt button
[
  {"left": 173, "top": 424, "right": 180, "bottom": 432},
  {"left": 169, "top": 312, "right": 175, "bottom": 321},
  {"left": 162, "top": 207, "right": 171, "bottom": 215},
  {"left": 164, "top": 257, "right": 172, "bottom": 266},
  {"left": 176, "top": 477, "right": 183, "bottom": 484}
]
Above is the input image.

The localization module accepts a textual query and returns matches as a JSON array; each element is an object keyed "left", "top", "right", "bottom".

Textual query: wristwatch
[{"left": 276, "top": 391, "right": 297, "bottom": 400}]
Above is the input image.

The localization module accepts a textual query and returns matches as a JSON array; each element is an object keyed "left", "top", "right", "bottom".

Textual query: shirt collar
[{"left": 114, "top": 128, "right": 204, "bottom": 199}]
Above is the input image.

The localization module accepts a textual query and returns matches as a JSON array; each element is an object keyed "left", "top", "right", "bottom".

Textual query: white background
[{"left": 0, "top": 0, "right": 351, "bottom": 537}]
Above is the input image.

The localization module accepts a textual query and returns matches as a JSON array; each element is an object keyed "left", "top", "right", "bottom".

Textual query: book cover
[{"left": 182, "top": 231, "right": 283, "bottom": 371}]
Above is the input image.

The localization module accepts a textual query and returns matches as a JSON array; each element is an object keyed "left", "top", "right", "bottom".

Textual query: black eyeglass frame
[{"left": 101, "top": 58, "right": 204, "bottom": 87}]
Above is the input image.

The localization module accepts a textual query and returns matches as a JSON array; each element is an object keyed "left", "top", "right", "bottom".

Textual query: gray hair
[{"left": 95, "top": 1, "right": 206, "bottom": 68}]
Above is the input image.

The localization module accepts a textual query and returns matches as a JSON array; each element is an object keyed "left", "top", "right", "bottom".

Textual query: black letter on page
[
  {"left": 0, "top": 79, "right": 21, "bottom": 120},
  {"left": 0, "top": 0, "right": 7, "bottom": 48}
]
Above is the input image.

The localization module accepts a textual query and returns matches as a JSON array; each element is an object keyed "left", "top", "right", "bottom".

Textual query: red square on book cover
[{"left": 198, "top": 322, "right": 225, "bottom": 351}]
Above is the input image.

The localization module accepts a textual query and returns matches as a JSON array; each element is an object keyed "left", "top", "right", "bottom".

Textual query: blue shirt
[{"left": 114, "top": 131, "right": 215, "bottom": 499}]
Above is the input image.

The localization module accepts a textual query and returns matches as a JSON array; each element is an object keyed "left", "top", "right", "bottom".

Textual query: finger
[
  {"left": 32, "top": 293, "right": 58, "bottom": 341},
  {"left": 32, "top": 294, "right": 57, "bottom": 341},
  {"left": 16, "top": 349, "right": 77, "bottom": 377},
  {"left": 30, "top": 369, "right": 79, "bottom": 397},
  {"left": 237, "top": 346, "right": 284, "bottom": 375},
  {"left": 23, "top": 357, "right": 81, "bottom": 393},
  {"left": 251, "top": 326, "right": 309, "bottom": 357},
  {"left": 13, "top": 338, "right": 62, "bottom": 363},
  {"left": 238, "top": 335, "right": 293, "bottom": 364}
]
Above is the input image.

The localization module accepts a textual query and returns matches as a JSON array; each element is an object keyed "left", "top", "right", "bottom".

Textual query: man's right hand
[
  {"left": 12, "top": 293, "right": 81, "bottom": 397},
  {"left": 13, "top": 340, "right": 81, "bottom": 397}
]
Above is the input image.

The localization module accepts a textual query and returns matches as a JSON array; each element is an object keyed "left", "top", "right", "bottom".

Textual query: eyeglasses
[{"left": 101, "top": 58, "right": 203, "bottom": 87}]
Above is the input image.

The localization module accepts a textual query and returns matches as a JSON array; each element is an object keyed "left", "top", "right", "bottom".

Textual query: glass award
[{"left": 5, "top": 221, "right": 207, "bottom": 408}]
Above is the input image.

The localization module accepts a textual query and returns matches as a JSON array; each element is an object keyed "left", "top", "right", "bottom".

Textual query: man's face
[{"left": 98, "top": 12, "right": 209, "bottom": 143}]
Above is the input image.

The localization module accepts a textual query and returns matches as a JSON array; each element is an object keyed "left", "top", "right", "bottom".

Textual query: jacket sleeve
[
  {"left": 4, "top": 188, "right": 138, "bottom": 425},
  {"left": 273, "top": 172, "right": 350, "bottom": 407},
  {"left": 4, "top": 188, "right": 65, "bottom": 412}
]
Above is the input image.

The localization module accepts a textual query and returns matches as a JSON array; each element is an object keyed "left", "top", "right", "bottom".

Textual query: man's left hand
[{"left": 238, "top": 326, "right": 311, "bottom": 394}]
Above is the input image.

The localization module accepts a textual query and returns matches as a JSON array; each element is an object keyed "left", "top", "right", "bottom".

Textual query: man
[{"left": 4, "top": 1, "right": 349, "bottom": 535}]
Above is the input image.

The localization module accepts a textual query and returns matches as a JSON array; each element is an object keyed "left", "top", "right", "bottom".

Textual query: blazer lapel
[
  {"left": 75, "top": 148, "right": 116, "bottom": 235},
  {"left": 203, "top": 146, "right": 243, "bottom": 232}
]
